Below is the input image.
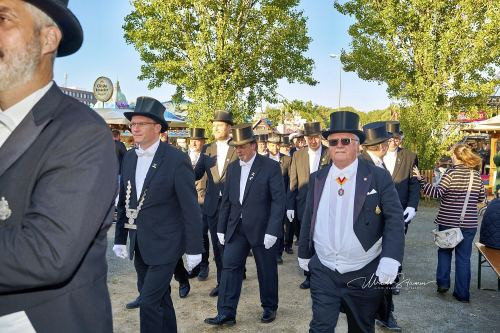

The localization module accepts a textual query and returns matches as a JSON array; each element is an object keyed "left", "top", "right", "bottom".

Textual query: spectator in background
[
  {"left": 113, "top": 129, "right": 128, "bottom": 173},
  {"left": 414, "top": 144, "right": 486, "bottom": 303}
]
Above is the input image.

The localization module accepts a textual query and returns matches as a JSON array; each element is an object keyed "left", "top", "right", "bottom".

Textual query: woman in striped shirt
[{"left": 413, "top": 144, "right": 486, "bottom": 303}]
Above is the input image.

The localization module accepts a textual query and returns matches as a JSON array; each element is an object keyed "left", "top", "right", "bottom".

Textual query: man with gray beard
[{"left": 0, "top": 1, "right": 117, "bottom": 332}]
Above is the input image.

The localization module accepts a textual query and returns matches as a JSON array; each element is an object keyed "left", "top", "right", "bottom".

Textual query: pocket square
[{"left": 367, "top": 189, "right": 377, "bottom": 195}]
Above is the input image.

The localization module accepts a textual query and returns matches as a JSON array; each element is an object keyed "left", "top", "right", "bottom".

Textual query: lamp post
[{"left": 329, "top": 53, "right": 342, "bottom": 109}]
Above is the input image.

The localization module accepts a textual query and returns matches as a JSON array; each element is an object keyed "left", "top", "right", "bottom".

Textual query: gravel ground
[{"left": 107, "top": 202, "right": 500, "bottom": 332}]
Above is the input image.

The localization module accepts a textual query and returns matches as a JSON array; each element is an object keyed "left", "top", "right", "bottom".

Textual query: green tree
[
  {"left": 124, "top": 0, "right": 317, "bottom": 131},
  {"left": 335, "top": 0, "right": 500, "bottom": 168}
]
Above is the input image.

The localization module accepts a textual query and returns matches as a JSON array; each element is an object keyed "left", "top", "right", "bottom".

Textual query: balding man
[{"left": 0, "top": 1, "right": 117, "bottom": 332}]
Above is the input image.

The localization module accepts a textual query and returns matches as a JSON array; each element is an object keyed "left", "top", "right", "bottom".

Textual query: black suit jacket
[
  {"left": 218, "top": 154, "right": 285, "bottom": 247},
  {"left": 298, "top": 158, "right": 405, "bottom": 264},
  {"left": 287, "top": 145, "right": 330, "bottom": 219},
  {"left": 0, "top": 85, "right": 117, "bottom": 333},
  {"left": 114, "top": 142, "right": 203, "bottom": 265},
  {"left": 115, "top": 140, "right": 127, "bottom": 172},
  {"left": 390, "top": 148, "right": 420, "bottom": 209},
  {"left": 194, "top": 142, "right": 237, "bottom": 217}
]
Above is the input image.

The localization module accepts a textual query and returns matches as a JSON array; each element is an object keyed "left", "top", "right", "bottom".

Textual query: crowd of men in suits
[{"left": 0, "top": 2, "right": 419, "bottom": 332}]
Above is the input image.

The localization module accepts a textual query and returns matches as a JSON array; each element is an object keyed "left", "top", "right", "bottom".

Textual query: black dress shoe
[
  {"left": 299, "top": 277, "right": 310, "bottom": 289},
  {"left": 392, "top": 286, "right": 400, "bottom": 295},
  {"left": 179, "top": 282, "right": 190, "bottom": 298},
  {"left": 452, "top": 292, "right": 469, "bottom": 303},
  {"left": 437, "top": 286, "right": 449, "bottom": 294},
  {"left": 285, "top": 247, "right": 294, "bottom": 254},
  {"left": 261, "top": 310, "right": 277, "bottom": 323},
  {"left": 125, "top": 297, "right": 141, "bottom": 309},
  {"left": 209, "top": 285, "right": 219, "bottom": 297},
  {"left": 375, "top": 313, "right": 401, "bottom": 332},
  {"left": 198, "top": 265, "right": 209, "bottom": 281},
  {"left": 277, "top": 256, "right": 283, "bottom": 264},
  {"left": 204, "top": 314, "right": 236, "bottom": 326}
]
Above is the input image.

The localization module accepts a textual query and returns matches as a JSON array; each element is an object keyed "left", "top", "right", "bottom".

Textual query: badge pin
[
  {"left": 152, "top": 163, "right": 157, "bottom": 169},
  {"left": 0, "top": 197, "right": 12, "bottom": 221},
  {"left": 375, "top": 205, "right": 381, "bottom": 215},
  {"left": 364, "top": 177, "right": 368, "bottom": 181}
]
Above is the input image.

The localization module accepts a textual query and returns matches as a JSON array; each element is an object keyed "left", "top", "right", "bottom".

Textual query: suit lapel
[
  {"left": 139, "top": 142, "right": 167, "bottom": 199},
  {"left": 242, "top": 154, "right": 262, "bottom": 203},
  {"left": 0, "top": 84, "right": 62, "bottom": 177},
  {"left": 309, "top": 165, "right": 330, "bottom": 246},
  {"left": 392, "top": 148, "right": 403, "bottom": 180},
  {"left": 207, "top": 143, "right": 221, "bottom": 182},
  {"left": 353, "top": 159, "right": 372, "bottom": 223},
  {"left": 124, "top": 153, "right": 139, "bottom": 206},
  {"left": 220, "top": 146, "right": 236, "bottom": 179}
]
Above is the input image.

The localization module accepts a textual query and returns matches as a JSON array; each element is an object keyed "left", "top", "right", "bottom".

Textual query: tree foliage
[
  {"left": 335, "top": 0, "right": 500, "bottom": 168},
  {"left": 124, "top": 0, "right": 317, "bottom": 131}
]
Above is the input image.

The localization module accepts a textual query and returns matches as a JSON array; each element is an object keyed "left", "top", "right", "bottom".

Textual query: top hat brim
[
  {"left": 124, "top": 111, "right": 169, "bottom": 133},
  {"left": 211, "top": 118, "right": 234, "bottom": 125},
  {"left": 25, "top": 0, "right": 83, "bottom": 57},
  {"left": 322, "top": 129, "right": 366, "bottom": 144},
  {"left": 189, "top": 136, "right": 207, "bottom": 140},
  {"left": 304, "top": 131, "right": 322, "bottom": 137},
  {"left": 228, "top": 137, "right": 256, "bottom": 146},
  {"left": 362, "top": 132, "right": 392, "bottom": 146},
  {"left": 389, "top": 131, "right": 403, "bottom": 137}
]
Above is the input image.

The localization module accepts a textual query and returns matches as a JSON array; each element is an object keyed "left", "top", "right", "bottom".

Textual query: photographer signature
[{"left": 347, "top": 273, "right": 435, "bottom": 290}]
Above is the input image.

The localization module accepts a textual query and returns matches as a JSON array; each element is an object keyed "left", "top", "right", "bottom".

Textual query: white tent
[
  {"left": 464, "top": 115, "right": 500, "bottom": 132},
  {"left": 92, "top": 108, "right": 130, "bottom": 125}
]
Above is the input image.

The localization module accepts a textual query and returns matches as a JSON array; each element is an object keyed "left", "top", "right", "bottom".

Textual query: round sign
[{"left": 93, "top": 77, "right": 114, "bottom": 102}]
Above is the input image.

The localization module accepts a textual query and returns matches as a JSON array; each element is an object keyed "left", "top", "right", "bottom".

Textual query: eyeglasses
[
  {"left": 328, "top": 138, "right": 359, "bottom": 146},
  {"left": 129, "top": 122, "right": 158, "bottom": 129}
]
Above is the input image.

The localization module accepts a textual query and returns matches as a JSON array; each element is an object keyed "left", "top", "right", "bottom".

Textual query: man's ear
[{"left": 40, "top": 25, "right": 62, "bottom": 56}]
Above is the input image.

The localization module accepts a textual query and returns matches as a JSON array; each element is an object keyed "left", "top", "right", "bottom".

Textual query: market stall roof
[
  {"left": 462, "top": 115, "right": 500, "bottom": 133},
  {"left": 92, "top": 108, "right": 130, "bottom": 125}
]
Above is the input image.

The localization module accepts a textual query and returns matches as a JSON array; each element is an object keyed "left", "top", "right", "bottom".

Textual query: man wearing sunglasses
[
  {"left": 287, "top": 122, "right": 330, "bottom": 289},
  {"left": 297, "top": 111, "right": 404, "bottom": 333}
]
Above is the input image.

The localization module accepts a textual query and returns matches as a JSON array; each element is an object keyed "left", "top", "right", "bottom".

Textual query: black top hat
[
  {"left": 189, "top": 128, "right": 207, "bottom": 139},
  {"left": 386, "top": 121, "right": 403, "bottom": 137},
  {"left": 267, "top": 134, "right": 281, "bottom": 144},
  {"left": 124, "top": 97, "right": 169, "bottom": 133},
  {"left": 362, "top": 122, "right": 391, "bottom": 146},
  {"left": 281, "top": 136, "right": 290, "bottom": 146},
  {"left": 256, "top": 134, "right": 268, "bottom": 142},
  {"left": 322, "top": 111, "right": 365, "bottom": 143},
  {"left": 228, "top": 124, "right": 256, "bottom": 146},
  {"left": 25, "top": 0, "right": 83, "bottom": 57},
  {"left": 212, "top": 110, "right": 234, "bottom": 125},
  {"left": 303, "top": 122, "right": 322, "bottom": 136}
]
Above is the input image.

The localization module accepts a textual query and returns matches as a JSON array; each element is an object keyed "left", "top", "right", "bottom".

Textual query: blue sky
[{"left": 54, "top": 0, "right": 393, "bottom": 112}]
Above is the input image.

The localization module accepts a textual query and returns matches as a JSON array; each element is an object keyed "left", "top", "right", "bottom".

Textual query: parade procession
[{"left": 1, "top": 1, "right": 499, "bottom": 333}]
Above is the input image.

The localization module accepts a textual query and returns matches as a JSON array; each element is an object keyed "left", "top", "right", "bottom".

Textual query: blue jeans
[{"left": 436, "top": 225, "right": 477, "bottom": 301}]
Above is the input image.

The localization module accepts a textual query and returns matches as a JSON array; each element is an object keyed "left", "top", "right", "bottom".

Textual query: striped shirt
[{"left": 420, "top": 165, "right": 486, "bottom": 228}]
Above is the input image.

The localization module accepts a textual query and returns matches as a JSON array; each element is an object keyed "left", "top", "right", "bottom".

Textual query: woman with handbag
[{"left": 413, "top": 144, "right": 486, "bottom": 303}]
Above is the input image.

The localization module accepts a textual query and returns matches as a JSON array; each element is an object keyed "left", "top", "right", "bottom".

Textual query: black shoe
[
  {"left": 299, "top": 277, "right": 310, "bottom": 289},
  {"left": 204, "top": 314, "right": 236, "bottom": 326},
  {"left": 198, "top": 265, "right": 209, "bottom": 281},
  {"left": 375, "top": 313, "right": 401, "bottom": 332},
  {"left": 437, "top": 286, "right": 449, "bottom": 294},
  {"left": 261, "top": 310, "right": 277, "bottom": 323},
  {"left": 125, "top": 297, "right": 141, "bottom": 309},
  {"left": 452, "top": 292, "right": 469, "bottom": 303},
  {"left": 392, "top": 287, "right": 400, "bottom": 295},
  {"left": 277, "top": 256, "right": 283, "bottom": 265},
  {"left": 285, "top": 247, "right": 294, "bottom": 254},
  {"left": 179, "top": 282, "right": 190, "bottom": 298},
  {"left": 209, "top": 285, "right": 219, "bottom": 297}
]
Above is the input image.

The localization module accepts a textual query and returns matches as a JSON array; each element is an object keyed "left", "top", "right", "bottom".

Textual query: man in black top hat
[
  {"left": 359, "top": 121, "right": 392, "bottom": 169},
  {"left": 204, "top": 124, "right": 285, "bottom": 327},
  {"left": 298, "top": 111, "right": 404, "bottom": 333},
  {"left": 0, "top": 1, "right": 116, "bottom": 332},
  {"left": 113, "top": 97, "right": 203, "bottom": 333},
  {"left": 194, "top": 110, "right": 238, "bottom": 297},
  {"left": 256, "top": 134, "right": 269, "bottom": 155},
  {"left": 287, "top": 122, "right": 330, "bottom": 289},
  {"left": 289, "top": 130, "right": 306, "bottom": 156}
]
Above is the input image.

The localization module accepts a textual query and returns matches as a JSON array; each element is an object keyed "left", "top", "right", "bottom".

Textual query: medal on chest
[{"left": 336, "top": 177, "right": 348, "bottom": 196}]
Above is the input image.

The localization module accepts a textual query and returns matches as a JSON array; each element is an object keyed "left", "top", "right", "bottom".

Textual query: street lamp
[{"left": 329, "top": 53, "right": 342, "bottom": 109}]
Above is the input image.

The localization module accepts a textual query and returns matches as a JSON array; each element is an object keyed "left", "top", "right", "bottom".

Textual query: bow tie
[
  {"left": 136, "top": 148, "right": 155, "bottom": 158},
  {"left": 240, "top": 160, "right": 251, "bottom": 167}
]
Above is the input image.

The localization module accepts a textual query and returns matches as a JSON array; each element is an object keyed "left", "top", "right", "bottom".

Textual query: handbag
[{"left": 432, "top": 170, "right": 474, "bottom": 248}]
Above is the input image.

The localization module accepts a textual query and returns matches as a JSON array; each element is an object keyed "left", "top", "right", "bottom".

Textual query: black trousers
[
  {"left": 217, "top": 223, "right": 279, "bottom": 318},
  {"left": 207, "top": 210, "right": 224, "bottom": 284},
  {"left": 200, "top": 213, "right": 210, "bottom": 267},
  {"left": 134, "top": 246, "right": 179, "bottom": 333},
  {"left": 308, "top": 255, "right": 384, "bottom": 333}
]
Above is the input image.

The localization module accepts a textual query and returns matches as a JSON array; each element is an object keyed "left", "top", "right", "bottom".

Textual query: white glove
[
  {"left": 185, "top": 254, "right": 202, "bottom": 272},
  {"left": 375, "top": 257, "right": 400, "bottom": 284},
  {"left": 217, "top": 232, "right": 225, "bottom": 245},
  {"left": 286, "top": 210, "right": 295, "bottom": 222},
  {"left": 298, "top": 257, "right": 310, "bottom": 272},
  {"left": 112, "top": 244, "right": 128, "bottom": 259},
  {"left": 264, "top": 234, "right": 277, "bottom": 249},
  {"left": 403, "top": 207, "right": 416, "bottom": 223}
]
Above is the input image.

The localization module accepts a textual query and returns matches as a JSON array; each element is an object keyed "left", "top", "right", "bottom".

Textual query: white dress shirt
[
  {"left": 239, "top": 152, "right": 257, "bottom": 204},
  {"left": 135, "top": 139, "right": 160, "bottom": 200},
  {"left": 189, "top": 149, "right": 201, "bottom": 167},
  {"left": 0, "top": 82, "right": 53, "bottom": 148},
  {"left": 367, "top": 151, "right": 386, "bottom": 169},
  {"left": 216, "top": 139, "right": 230, "bottom": 176},
  {"left": 313, "top": 158, "right": 383, "bottom": 273},
  {"left": 383, "top": 150, "right": 397, "bottom": 176},
  {"left": 268, "top": 152, "right": 280, "bottom": 162},
  {"left": 308, "top": 146, "right": 322, "bottom": 174}
]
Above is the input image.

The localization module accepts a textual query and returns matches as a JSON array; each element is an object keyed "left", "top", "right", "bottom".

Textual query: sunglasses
[{"left": 328, "top": 138, "right": 359, "bottom": 146}]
